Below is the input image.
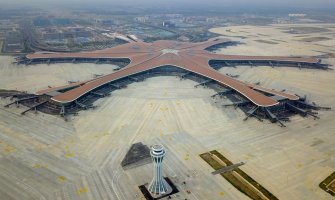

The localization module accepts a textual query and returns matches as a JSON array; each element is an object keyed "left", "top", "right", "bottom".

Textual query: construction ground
[{"left": 0, "top": 23, "right": 334, "bottom": 200}]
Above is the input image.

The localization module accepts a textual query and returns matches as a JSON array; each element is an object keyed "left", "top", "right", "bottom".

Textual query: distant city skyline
[{"left": 0, "top": 0, "right": 334, "bottom": 10}]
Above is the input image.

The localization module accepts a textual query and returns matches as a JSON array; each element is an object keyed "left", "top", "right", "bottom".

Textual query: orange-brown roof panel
[
  {"left": 51, "top": 52, "right": 279, "bottom": 107},
  {"left": 28, "top": 39, "right": 321, "bottom": 107}
]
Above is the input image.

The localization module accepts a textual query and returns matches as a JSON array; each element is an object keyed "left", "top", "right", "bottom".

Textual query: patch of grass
[
  {"left": 58, "top": 176, "right": 67, "bottom": 182},
  {"left": 301, "top": 37, "right": 330, "bottom": 42},
  {"left": 210, "top": 150, "right": 278, "bottom": 200},
  {"left": 0, "top": 40, "right": 3, "bottom": 53},
  {"left": 254, "top": 40, "right": 278, "bottom": 45},
  {"left": 200, "top": 153, "right": 222, "bottom": 169},
  {"left": 200, "top": 151, "right": 279, "bottom": 200},
  {"left": 76, "top": 187, "right": 89, "bottom": 195},
  {"left": 200, "top": 152, "right": 258, "bottom": 199},
  {"left": 281, "top": 27, "right": 331, "bottom": 34},
  {"left": 0, "top": 89, "right": 19, "bottom": 93},
  {"left": 319, "top": 171, "right": 335, "bottom": 196}
]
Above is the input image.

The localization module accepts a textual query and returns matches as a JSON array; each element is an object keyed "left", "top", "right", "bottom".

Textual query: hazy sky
[{"left": 1, "top": 0, "right": 334, "bottom": 10}]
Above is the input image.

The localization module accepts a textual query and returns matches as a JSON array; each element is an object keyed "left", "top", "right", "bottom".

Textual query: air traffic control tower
[{"left": 148, "top": 144, "right": 172, "bottom": 197}]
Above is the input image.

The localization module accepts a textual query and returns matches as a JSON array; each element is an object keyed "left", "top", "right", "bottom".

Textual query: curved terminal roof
[{"left": 27, "top": 38, "right": 320, "bottom": 107}]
